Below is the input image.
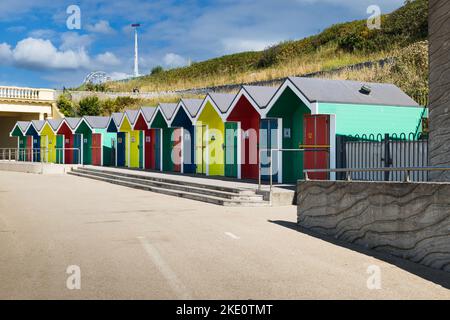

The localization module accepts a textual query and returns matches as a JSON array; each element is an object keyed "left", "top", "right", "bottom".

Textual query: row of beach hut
[{"left": 10, "top": 77, "right": 426, "bottom": 183}]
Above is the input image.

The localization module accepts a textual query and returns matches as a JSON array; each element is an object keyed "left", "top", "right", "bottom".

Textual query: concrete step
[
  {"left": 78, "top": 166, "right": 256, "bottom": 195},
  {"left": 72, "top": 167, "right": 263, "bottom": 201},
  {"left": 68, "top": 171, "right": 269, "bottom": 207}
]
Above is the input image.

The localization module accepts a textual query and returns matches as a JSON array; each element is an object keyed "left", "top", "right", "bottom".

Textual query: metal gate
[{"left": 337, "top": 133, "right": 428, "bottom": 182}]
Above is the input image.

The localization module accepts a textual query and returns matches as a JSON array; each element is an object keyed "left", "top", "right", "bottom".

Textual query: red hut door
[
  {"left": 92, "top": 133, "right": 102, "bottom": 166},
  {"left": 172, "top": 128, "right": 182, "bottom": 172},
  {"left": 144, "top": 130, "right": 152, "bottom": 170},
  {"left": 149, "top": 129, "right": 157, "bottom": 170},
  {"left": 303, "top": 115, "right": 330, "bottom": 180},
  {"left": 26, "top": 136, "right": 33, "bottom": 161}
]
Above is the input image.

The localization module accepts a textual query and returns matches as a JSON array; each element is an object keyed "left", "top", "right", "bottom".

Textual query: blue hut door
[
  {"left": 183, "top": 127, "right": 194, "bottom": 173},
  {"left": 117, "top": 132, "right": 126, "bottom": 167},
  {"left": 32, "top": 136, "right": 40, "bottom": 162},
  {"left": 260, "top": 119, "right": 279, "bottom": 182},
  {"left": 73, "top": 134, "right": 82, "bottom": 164}
]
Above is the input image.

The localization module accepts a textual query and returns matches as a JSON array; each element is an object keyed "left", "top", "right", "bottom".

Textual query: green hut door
[
  {"left": 56, "top": 135, "right": 64, "bottom": 164},
  {"left": 18, "top": 136, "right": 26, "bottom": 161},
  {"left": 225, "top": 122, "right": 238, "bottom": 178}
]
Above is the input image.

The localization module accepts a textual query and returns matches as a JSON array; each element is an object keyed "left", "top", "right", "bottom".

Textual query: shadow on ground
[{"left": 268, "top": 219, "right": 450, "bottom": 290}]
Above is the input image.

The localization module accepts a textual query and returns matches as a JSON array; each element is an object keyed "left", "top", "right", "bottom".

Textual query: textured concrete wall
[
  {"left": 297, "top": 181, "right": 450, "bottom": 272},
  {"left": 429, "top": 0, "right": 450, "bottom": 180}
]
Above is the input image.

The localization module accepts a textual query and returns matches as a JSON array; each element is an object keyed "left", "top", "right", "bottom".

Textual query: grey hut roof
[
  {"left": 47, "top": 118, "right": 63, "bottom": 131},
  {"left": 112, "top": 113, "right": 124, "bottom": 127},
  {"left": 209, "top": 93, "right": 235, "bottom": 113},
  {"left": 84, "top": 116, "right": 110, "bottom": 129},
  {"left": 159, "top": 103, "right": 178, "bottom": 121},
  {"left": 288, "top": 77, "right": 419, "bottom": 107},
  {"left": 181, "top": 99, "right": 204, "bottom": 117},
  {"left": 141, "top": 107, "right": 157, "bottom": 122},
  {"left": 125, "top": 110, "right": 139, "bottom": 125},
  {"left": 16, "top": 121, "right": 30, "bottom": 133},
  {"left": 31, "top": 120, "right": 46, "bottom": 132},
  {"left": 242, "top": 85, "right": 278, "bottom": 108},
  {"left": 65, "top": 117, "right": 81, "bottom": 130}
]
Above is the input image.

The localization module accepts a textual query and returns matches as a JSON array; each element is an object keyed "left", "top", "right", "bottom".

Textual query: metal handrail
[
  {"left": 258, "top": 148, "right": 331, "bottom": 192},
  {"left": 304, "top": 167, "right": 450, "bottom": 182},
  {"left": 54, "top": 148, "right": 82, "bottom": 164},
  {"left": 0, "top": 148, "right": 51, "bottom": 162}
]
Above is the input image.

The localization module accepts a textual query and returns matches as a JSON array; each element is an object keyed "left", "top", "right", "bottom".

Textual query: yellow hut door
[
  {"left": 42, "top": 135, "right": 48, "bottom": 162},
  {"left": 196, "top": 124, "right": 207, "bottom": 174}
]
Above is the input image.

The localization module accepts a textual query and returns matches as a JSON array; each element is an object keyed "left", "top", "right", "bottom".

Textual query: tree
[
  {"left": 151, "top": 65, "right": 164, "bottom": 75},
  {"left": 101, "top": 98, "right": 117, "bottom": 116},
  {"left": 77, "top": 96, "right": 102, "bottom": 116},
  {"left": 57, "top": 94, "right": 76, "bottom": 117}
]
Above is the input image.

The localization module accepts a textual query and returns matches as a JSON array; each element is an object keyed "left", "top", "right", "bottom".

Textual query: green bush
[
  {"left": 57, "top": 94, "right": 76, "bottom": 117},
  {"left": 113, "top": 96, "right": 140, "bottom": 111},
  {"left": 101, "top": 99, "right": 117, "bottom": 116},
  {"left": 151, "top": 66, "right": 164, "bottom": 75},
  {"left": 78, "top": 96, "right": 102, "bottom": 116}
]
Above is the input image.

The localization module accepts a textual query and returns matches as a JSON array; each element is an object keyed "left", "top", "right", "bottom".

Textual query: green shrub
[
  {"left": 78, "top": 96, "right": 102, "bottom": 116},
  {"left": 114, "top": 96, "right": 140, "bottom": 111},
  {"left": 151, "top": 66, "right": 164, "bottom": 75},
  {"left": 57, "top": 94, "right": 76, "bottom": 117},
  {"left": 101, "top": 99, "right": 117, "bottom": 116}
]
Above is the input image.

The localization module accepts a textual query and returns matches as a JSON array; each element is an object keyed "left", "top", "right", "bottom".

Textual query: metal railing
[
  {"left": 337, "top": 133, "right": 428, "bottom": 182},
  {"left": 55, "top": 148, "right": 82, "bottom": 164},
  {"left": 304, "top": 167, "right": 450, "bottom": 182},
  {"left": 0, "top": 148, "right": 81, "bottom": 164},
  {"left": 0, "top": 148, "right": 19, "bottom": 161},
  {"left": 258, "top": 149, "right": 304, "bottom": 193},
  {"left": 257, "top": 148, "right": 332, "bottom": 197}
]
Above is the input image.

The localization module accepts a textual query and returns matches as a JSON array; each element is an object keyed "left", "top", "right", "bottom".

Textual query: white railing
[{"left": 0, "top": 86, "right": 55, "bottom": 101}]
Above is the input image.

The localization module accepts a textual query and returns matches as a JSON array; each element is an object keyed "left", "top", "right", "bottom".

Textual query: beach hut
[
  {"left": 118, "top": 110, "right": 140, "bottom": 168},
  {"left": 193, "top": 93, "right": 235, "bottom": 176},
  {"left": 133, "top": 107, "right": 157, "bottom": 170},
  {"left": 9, "top": 121, "right": 31, "bottom": 161},
  {"left": 74, "top": 116, "right": 115, "bottom": 166},
  {"left": 225, "top": 86, "right": 278, "bottom": 180},
  {"left": 148, "top": 103, "right": 178, "bottom": 172},
  {"left": 168, "top": 99, "right": 203, "bottom": 174},
  {"left": 264, "top": 77, "right": 425, "bottom": 183},
  {"left": 56, "top": 117, "right": 82, "bottom": 164},
  {"left": 39, "top": 119, "right": 63, "bottom": 163},
  {"left": 106, "top": 113, "right": 126, "bottom": 167},
  {"left": 25, "top": 120, "right": 46, "bottom": 162}
]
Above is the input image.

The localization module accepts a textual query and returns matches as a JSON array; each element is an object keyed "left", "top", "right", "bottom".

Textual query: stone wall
[
  {"left": 429, "top": 0, "right": 450, "bottom": 180},
  {"left": 297, "top": 180, "right": 450, "bottom": 272}
]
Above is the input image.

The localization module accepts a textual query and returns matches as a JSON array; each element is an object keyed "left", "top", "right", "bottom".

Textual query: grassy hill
[{"left": 78, "top": 0, "right": 428, "bottom": 104}]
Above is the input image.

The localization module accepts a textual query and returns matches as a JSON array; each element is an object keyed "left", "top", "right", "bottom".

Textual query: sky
[{"left": 0, "top": 0, "right": 406, "bottom": 89}]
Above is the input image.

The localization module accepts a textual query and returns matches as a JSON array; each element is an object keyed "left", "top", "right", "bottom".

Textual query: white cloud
[
  {"left": 0, "top": 43, "right": 13, "bottom": 63},
  {"left": 12, "top": 38, "right": 91, "bottom": 70},
  {"left": 95, "top": 52, "right": 121, "bottom": 67},
  {"left": 221, "top": 39, "right": 274, "bottom": 53},
  {"left": 108, "top": 72, "right": 132, "bottom": 81},
  {"left": 86, "top": 20, "right": 115, "bottom": 34},
  {"left": 163, "top": 53, "right": 188, "bottom": 68},
  {"left": 1, "top": 37, "right": 120, "bottom": 72},
  {"left": 7, "top": 26, "right": 26, "bottom": 33},
  {"left": 59, "top": 32, "right": 93, "bottom": 51},
  {"left": 28, "top": 29, "right": 57, "bottom": 40}
]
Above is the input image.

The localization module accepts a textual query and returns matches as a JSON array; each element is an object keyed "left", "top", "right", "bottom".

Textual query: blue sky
[{"left": 0, "top": 0, "right": 406, "bottom": 89}]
